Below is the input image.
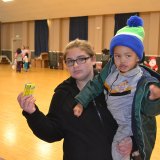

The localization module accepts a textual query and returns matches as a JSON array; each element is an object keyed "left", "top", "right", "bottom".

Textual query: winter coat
[
  {"left": 22, "top": 75, "right": 117, "bottom": 160},
  {"left": 75, "top": 58, "right": 160, "bottom": 160}
]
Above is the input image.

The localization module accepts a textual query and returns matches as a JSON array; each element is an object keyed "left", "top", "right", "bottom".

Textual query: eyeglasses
[{"left": 65, "top": 56, "right": 91, "bottom": 67}]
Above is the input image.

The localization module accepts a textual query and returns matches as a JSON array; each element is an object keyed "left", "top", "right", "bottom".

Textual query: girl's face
[
  {"left": 65, "top": 47, "right": 96, "bottom": 81},
  {"left": 114, "top": 46, "right": 140, "bottom": 73}
]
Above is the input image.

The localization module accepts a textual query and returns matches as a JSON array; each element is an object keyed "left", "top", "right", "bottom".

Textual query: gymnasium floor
[{"left": 0, "top": 64, "right": 159, "bottom": 160}]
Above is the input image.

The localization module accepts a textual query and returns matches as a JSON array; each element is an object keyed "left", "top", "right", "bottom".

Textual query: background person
[
  {"left": 15, "top": 48, "right": 23, "bottom": 72},
  {"left": 23, "top": 53, "right": 29, "bottom": 72}
]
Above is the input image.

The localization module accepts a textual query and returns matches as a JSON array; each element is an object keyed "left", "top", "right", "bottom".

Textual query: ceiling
[{"left": 0, "top": 0, "right": 160, "bottom": 23}]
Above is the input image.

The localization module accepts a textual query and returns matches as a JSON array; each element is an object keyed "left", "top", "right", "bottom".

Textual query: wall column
[
  {"left": 94, "top": 16, "right": 103, "bottom": 53},
  {"left": 22, "top": 22, "right": 28, "bottom": 46},
  {"left": 148, "top": 12, "right": 160, "bottom": 55}
]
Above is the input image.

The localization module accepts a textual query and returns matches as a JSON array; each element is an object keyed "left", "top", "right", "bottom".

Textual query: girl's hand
[{"left": 17, "top": 92, "right": 36, "bottom": 114}]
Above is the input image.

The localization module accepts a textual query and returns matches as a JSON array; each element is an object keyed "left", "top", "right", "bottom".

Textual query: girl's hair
[
  {"left": 25, "top": 53, "right": 29, "bottom": 57},
  {"left": 16, "top": 48, "right": 22, "bottom": 54},
  {"left": 64, "top": 39, "right": 95, "bottom": 60}
]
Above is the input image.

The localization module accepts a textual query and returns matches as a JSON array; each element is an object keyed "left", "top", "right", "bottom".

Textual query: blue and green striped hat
[{"left": 110, "top": 15, "right": 145, "bottom": 60}]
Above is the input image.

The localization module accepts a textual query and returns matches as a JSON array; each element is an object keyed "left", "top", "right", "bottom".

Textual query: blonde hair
[{"left": 64, "top": 39, "right": 95, "bottom": 60}]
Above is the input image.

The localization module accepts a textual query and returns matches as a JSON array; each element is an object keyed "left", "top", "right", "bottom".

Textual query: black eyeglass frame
[{"left": 65, "top": 56, "right": 91, "bottom": 67}]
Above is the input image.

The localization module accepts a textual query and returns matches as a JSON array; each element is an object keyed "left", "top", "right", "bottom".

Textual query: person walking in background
[
  {"left": 73, "top": 16, "right": 160, "bottom": 160},
  {"left": 24, "top": 46, "right": 31, "bottom": 68},
  {"left": 17, "top": 39, "right": 132, "bottom": 160},
  {"left": 21, "top": 45, "right": 31, "bottom": 69},
  {"left": 23, "top": 53, "right": 29, "bottom": 72},
  {"left": 15, "top": 48, "right": 23, "bottom": 72},
  {"left": 21, "top": 45, "right": 26, "bottom": 57}
]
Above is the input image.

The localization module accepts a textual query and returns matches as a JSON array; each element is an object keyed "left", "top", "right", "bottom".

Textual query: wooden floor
[{"left": 0, "top": 64, "right": 160, "bottom": 160}]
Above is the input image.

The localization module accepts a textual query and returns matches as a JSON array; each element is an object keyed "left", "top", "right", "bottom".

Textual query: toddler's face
[{"left": 113, "top": 46, "right": 139, "bottom": 74}]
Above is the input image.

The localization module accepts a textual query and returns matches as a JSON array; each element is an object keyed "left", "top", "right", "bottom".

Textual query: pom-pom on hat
[{"left": 110, "top": 15, "right": 145, "bottom": 60}]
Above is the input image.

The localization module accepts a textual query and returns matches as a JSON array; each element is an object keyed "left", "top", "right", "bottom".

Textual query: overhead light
[{"left": 2, "top": 0, "right": 14, "bottom": 2}]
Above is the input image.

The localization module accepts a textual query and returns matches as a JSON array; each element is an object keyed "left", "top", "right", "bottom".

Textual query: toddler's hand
[
  {"left": 117, "top": 137, "right": 132, "bottom": 157},
  {"left": 73, "top": 103, "right": 83, "bottom": 117},
  {"left": 149, "top": 84, "right": 160, "bottom": 100}
]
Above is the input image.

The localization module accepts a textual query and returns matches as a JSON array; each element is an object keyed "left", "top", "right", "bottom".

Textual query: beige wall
[
  {"left": 141, "top": 12, "right": 160, "bottom": 56},
  {"left": 1, "top": 23, "right": 11, "bottom": 50},
  {"left": 48, "top": 18, "right": 69, "bottom": 52},
  {"left": 28, "top": 21, "right": 34, "bottom": 50},
  {"left": 1, "top": 12, "right": 160, "bottom": 57},
  {"left": 88, "top": 15, "right": 115, "bottom": 53}
]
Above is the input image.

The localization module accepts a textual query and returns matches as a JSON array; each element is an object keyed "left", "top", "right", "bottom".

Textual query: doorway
[{"left": 12, "top": 38, "right": 22, "bottom": 63}]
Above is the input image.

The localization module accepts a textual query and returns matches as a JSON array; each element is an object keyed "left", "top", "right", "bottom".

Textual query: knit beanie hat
[{"left": 110, "top": 15, "right": 145, "bottom": 60}]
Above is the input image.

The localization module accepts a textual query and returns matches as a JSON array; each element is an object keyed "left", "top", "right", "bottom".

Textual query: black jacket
[{"left": 23, "top": 76, "right": 117, "bottom": 160}]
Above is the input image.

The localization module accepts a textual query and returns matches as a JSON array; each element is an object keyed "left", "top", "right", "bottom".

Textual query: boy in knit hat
[{"left": 73, "top": 16, "right": 160, "bottom": 160}]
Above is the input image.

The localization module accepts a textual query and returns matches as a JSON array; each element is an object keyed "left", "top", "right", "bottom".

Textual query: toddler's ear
[{"left": 137, "top": 57, "right": 141, "bottom": 63}]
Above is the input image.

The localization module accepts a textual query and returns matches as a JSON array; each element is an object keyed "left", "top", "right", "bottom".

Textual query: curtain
[
  {"left": 69, "top": 16, "right": 88, "bottom": 41},
  {"left": 34, "top": 20, "right": 49, "bottom": 57},
  {"left": 114, "top": 13, "right": 139, "bottom": 35}
]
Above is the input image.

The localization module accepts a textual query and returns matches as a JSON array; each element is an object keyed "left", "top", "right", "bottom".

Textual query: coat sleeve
[
  {"left": 141, "top": 82, "right": 160, "bottom": 116},
  {"left": 75, "top": 62, "right": 111, "bottom": 108},
  {"left": 22, "top": 90, "right": 68, "bottom": 143}
]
